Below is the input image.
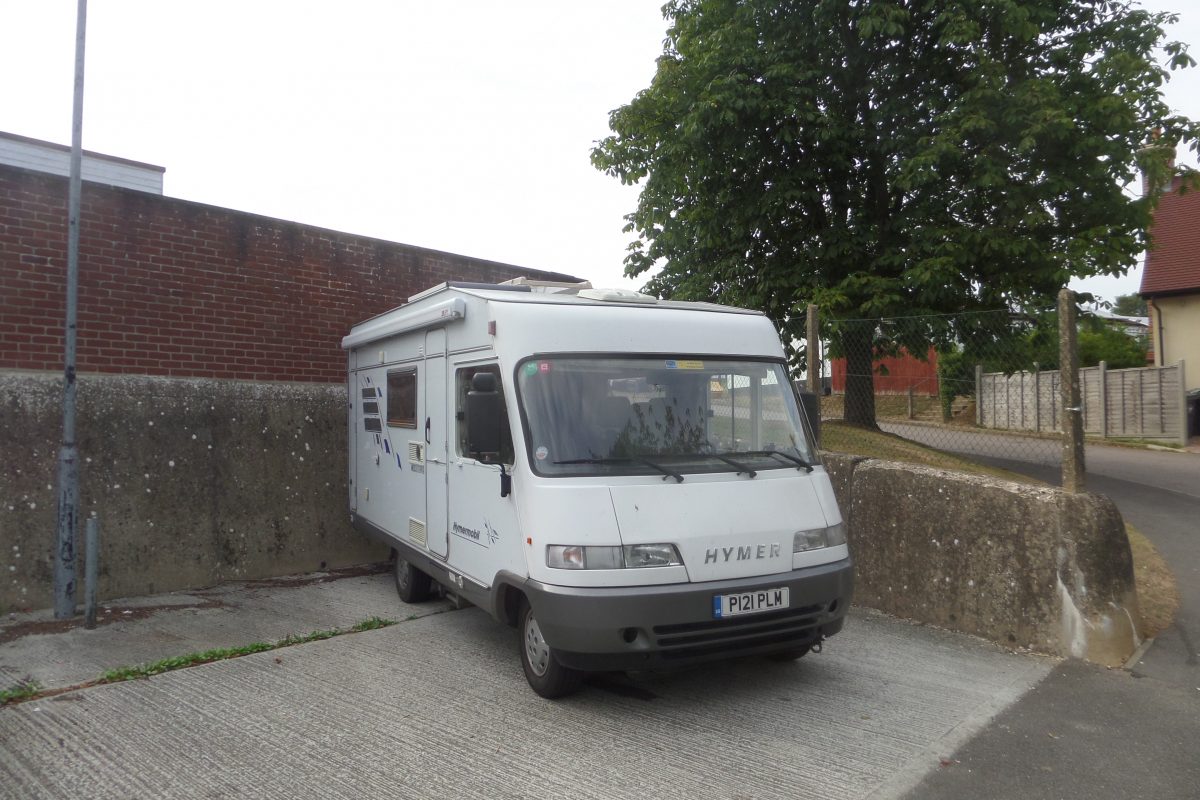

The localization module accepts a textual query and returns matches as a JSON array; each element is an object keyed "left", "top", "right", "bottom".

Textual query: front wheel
[
  {"left": 518, "top": 600, "right": 584, "bottom": 698},
  {"left": 394, "top": 555, "right": 432, "bottom": 604}
]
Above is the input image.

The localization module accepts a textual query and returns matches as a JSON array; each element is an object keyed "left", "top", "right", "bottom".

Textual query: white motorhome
[{"left": 342, "top": 280, "right": 852, "bottom": 697}]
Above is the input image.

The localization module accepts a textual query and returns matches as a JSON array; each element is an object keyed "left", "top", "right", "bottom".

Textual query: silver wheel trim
[
  {"left": 524, "top": 613, "right": 551, "bottom": 677},
  {"left": 396, "top": 559, "right": 409, "bottom": 591}
]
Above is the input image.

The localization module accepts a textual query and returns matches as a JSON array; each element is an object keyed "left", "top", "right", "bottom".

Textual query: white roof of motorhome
[{"left": 342, "top": 281, "right": 766, "bottom": 351}]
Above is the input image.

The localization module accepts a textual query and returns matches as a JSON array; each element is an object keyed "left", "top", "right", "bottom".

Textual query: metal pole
[
  {"left": 54, "top": 0, "right": 88, "bottom": 619},
  {"left": 84, "top": 517, "right": 99, "bottom": 629}
]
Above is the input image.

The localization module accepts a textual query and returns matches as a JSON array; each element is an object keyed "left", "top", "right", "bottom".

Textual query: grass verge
[
  {"left": 821, "top": 423, "right": 1179, "bottom": 638},
  {"left": 821, "top": 420, "right": 1038, "bottom": 483},
  {"left": 1, "top": 616, "right": 397, "bottom": 707},
  {"left": 1127, "top": 526, "right": 1180, "bottom": 639}
]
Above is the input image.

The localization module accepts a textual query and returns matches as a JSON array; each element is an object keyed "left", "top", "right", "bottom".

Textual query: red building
[{"left": 830, "top": 347, "right": 939, "bottom": 396}]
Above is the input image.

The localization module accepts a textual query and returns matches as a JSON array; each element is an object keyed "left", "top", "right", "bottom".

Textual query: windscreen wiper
[
  {"left": 553, "top": 457, "right": 685, "bottom": 483},
  {"left": 705, "top": 452, "right": 757, "bottom": 478},
  {"left": 743, "top": 449, "right": 815, "bottom": 473}
]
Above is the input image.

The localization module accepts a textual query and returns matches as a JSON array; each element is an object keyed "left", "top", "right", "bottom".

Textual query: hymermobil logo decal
[{"left": 452, "top": 521, "right": 501, "bottom": 547}]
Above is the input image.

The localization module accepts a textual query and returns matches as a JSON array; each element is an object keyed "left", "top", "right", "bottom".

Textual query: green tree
[
  {"left": 1078, "top": 317, "right": 1149, "bottom": 368},
  {"left": 1112, "top": 293, "right": 1148, "bottom": 316},
  {"left": 592, "top": 0, "right": 1196, "bottom": 427}
]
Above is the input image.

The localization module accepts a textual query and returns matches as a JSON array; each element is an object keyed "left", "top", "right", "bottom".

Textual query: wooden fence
[{"left": 976, "top": 361, "right": 1187, "bottom": 444}]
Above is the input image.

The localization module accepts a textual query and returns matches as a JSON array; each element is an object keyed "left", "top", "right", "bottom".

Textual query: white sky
[{"left": 2, "top": 1, "right": 1197, "bottom": 305}]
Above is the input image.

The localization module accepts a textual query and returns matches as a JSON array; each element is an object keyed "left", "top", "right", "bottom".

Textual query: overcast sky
[{"left": 2, "top": 1, "right": 1197, "bottom": 306}]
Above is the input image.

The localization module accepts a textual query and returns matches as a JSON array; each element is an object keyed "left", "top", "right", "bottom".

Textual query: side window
[
  {"left": 456, "top": 364, "right": 513, "bottom": 464},
  {"left": 387, "top": 369, "right": 418, "bottom": 428}
]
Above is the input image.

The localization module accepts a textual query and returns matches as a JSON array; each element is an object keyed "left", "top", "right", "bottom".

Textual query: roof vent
[
  {"left": 577, "top": 288, "right": 658, "bottom": 304},
  {"left": 500, "top": 277, "right": 593, "bottom": 294}
]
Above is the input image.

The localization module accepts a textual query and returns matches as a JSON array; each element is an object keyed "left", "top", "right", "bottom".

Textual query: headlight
[
  {"left": 793, "top": 522, "right": 846, "bottom": 553},
  {"left": 547, "top": 543, "right": 682, "bottom": 569}
]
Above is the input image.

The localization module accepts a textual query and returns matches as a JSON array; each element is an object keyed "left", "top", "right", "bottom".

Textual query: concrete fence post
[
  {"left": 1098, "top": 360, "right": 1108, "bottom": 439},
  {"left": 805, "top": 304, "right": 820, "bottom": 447},
  {"left": 907, "top": 386, "right": 915, "bottom": 420},
  {"left": 1059, "top": 289, "right": 1086, "bottom": 493},
  {"left": 975, "top": 364, "right": 983, "bottom": 426},
  {"left": 806, "top": 304, "right": 820, "bottom": 396},
  {"left": 1178, "top": 360, "right": 1188, "bottom": 447},
  {"left": 1033, "top": 362, "right": 1041, "bottom": 432}
]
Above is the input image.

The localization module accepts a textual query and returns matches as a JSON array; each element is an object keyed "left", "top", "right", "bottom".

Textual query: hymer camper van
[{"left": 343, "top": 280, "right": 852, "bottom": 697}]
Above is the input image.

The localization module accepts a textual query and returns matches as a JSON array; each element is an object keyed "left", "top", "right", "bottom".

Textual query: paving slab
[
  {"left": 0, "top": 575, "right": 1051, "bottom": 800},
  {"left": 0, "top": 563, "right": 452, "bottom": 690}
]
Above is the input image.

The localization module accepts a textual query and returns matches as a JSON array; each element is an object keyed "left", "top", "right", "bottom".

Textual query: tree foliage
[
  {"left": 592, "top": 0, "right": 1197, "bottom": 426},
  {"left": 1112, "top": 293, "right": 1148, "bottom": 316}
]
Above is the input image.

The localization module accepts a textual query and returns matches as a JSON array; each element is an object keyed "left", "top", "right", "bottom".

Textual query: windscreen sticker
[
  {"left": 523, "top": 362, "right": 539, "bottom": 377},
  {"left": 535, "top": 446, "right": 548, "bottom": 461},
  {"left": 666, "top": 360, "right": 705, "bottom": 370}
]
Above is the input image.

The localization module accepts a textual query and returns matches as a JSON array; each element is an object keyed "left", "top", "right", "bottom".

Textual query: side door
[{"left": 424, "top": 328, "right": 450, "bottom": 558}]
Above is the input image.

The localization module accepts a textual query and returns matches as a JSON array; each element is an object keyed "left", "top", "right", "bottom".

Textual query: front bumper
[{"left": 523, "top": 557, "right": 853, "bottom": 671}]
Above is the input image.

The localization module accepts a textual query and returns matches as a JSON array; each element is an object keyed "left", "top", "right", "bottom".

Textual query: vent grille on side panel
[
  {"left": 409, "top": 518, "right": 427, "bottom": 547},
  {"left": 408, "top": 441, "right": 425, "bottom": 464}
]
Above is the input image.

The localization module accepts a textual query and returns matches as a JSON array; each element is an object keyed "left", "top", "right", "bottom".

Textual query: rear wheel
[
  {"left": 394, "top": 555, "right": 432, "bottom": 604},
  {"left": 518, "top": 600, "right": 584, "bottom": 698}
]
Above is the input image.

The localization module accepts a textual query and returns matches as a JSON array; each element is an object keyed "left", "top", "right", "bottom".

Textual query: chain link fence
[{"left": 815, "top": 308, "right": 1067, "bottom": 470}]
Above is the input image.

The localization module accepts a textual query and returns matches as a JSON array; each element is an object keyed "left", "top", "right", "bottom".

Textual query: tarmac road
[{"left": 893, "top": 433, "right": 1200, "bottom": 799}]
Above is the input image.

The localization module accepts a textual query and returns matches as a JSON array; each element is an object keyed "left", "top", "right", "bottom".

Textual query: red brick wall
[{"left": 0, "top": 164, "right": 576, "bottom": 383}]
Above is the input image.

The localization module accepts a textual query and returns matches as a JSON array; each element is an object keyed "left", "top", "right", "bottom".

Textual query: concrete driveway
[{"left": 1, "top": 573, "right": 1048, "bottom": 800}]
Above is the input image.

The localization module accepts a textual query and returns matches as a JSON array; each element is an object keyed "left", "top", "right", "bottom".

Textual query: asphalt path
[{"left": 893, "top": 429, "right": 1200, "bottom": 799}]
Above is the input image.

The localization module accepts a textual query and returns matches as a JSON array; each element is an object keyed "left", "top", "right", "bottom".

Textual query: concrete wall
[
  {"left": 1, "top": 371, "right": 384, "bottom": 613},
  {"left": 825, "top": 453, "right": 1140, "bottom": 666}
]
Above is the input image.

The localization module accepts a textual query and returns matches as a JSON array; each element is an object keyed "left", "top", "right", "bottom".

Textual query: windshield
[{"left": 516, "top": 356, "right": 817, "bottom": 478}]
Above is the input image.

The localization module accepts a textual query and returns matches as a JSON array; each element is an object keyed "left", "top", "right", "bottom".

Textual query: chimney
[{"left": 1139, "top": 127, "right": 1176, "bottom": 197}]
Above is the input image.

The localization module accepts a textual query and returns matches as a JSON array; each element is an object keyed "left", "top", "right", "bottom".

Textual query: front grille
[{"left": 652, "top": 603, "right": 825, "bottom": 660}]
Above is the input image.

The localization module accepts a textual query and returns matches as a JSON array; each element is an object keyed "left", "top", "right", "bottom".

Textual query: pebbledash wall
[{"left": 0, "top": 163, "right": 577, "bottom": 611}]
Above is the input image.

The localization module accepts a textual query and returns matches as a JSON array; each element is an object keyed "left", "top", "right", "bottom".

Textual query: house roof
[{"left": 1141, "top": 177, "right": 1200, "bottom": 296}]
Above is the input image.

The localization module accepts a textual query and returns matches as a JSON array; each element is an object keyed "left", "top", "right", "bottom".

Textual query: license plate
[{"left": 713, "top": 587, "right": 789, "bottom": 619}]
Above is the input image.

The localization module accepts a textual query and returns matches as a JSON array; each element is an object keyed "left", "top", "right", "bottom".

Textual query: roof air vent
[{"left": 577, "top": 288, "right": 658, "bottom": 304}]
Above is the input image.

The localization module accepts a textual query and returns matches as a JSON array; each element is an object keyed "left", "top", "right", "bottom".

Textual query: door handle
[{"left": 425, "top": 417, "right": 431, "bottom": 445}]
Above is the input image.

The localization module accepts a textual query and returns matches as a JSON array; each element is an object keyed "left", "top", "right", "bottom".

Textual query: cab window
[{"left": 456, "top": 364, "right": 513, "bottom": 464}]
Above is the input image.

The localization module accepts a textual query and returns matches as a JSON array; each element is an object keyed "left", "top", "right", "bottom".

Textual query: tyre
[
  {"left": 767, "top": 645, "right": 811, "bottom": 662},
  {"left": 393, "top": 554, "right": 433, "bottom": 604},
  {"left": 518, "top": 599, "right": 584, "bottom": 698}
]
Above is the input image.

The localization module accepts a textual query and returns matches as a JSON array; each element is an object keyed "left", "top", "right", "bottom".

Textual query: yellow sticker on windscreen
[{"left": 666, "top": 360, "right": 705, "bottom": 370}]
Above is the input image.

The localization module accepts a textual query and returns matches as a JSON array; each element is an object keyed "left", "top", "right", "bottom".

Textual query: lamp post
[{"left": 53, "top": 0, "right": 88, "bottom": 619}]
